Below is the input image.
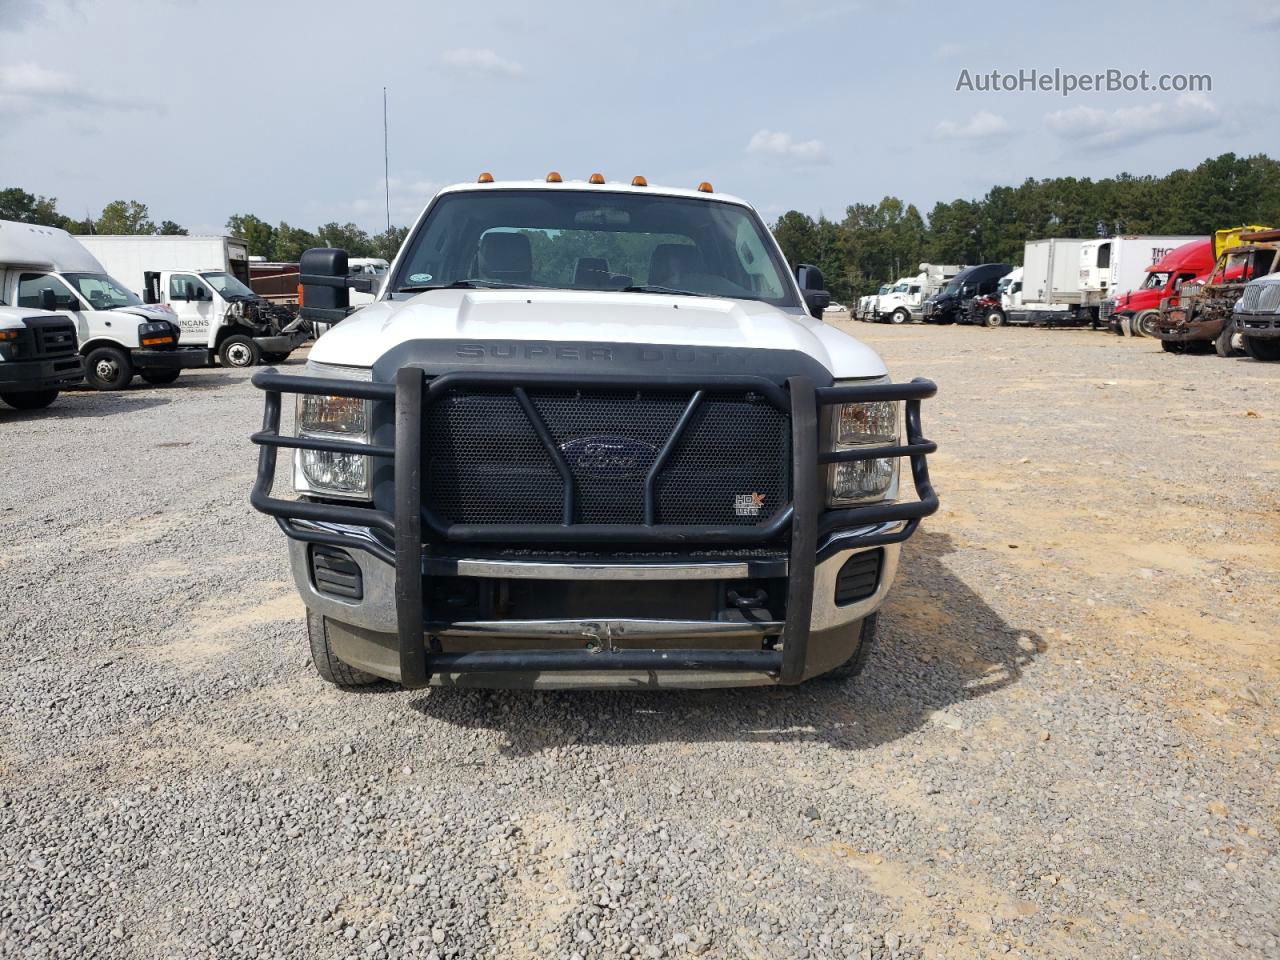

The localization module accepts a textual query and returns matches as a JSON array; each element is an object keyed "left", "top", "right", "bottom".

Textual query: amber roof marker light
[
  {"left": 546, "top": 171, "right": 563, "bottom": 183},
  {"left": 588, "top": 173, "right": 606, "bottom": 184},
  {"left": 477, "top": 172, "right": 494, "bottom": 183},
  {"left": 697, "top": 181, "right": 714, "bottom": 193},
  {"left": 632, "top": 176, "right": 648, "bottom": 186}
]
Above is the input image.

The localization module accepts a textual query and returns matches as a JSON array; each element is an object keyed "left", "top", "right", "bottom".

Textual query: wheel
[
  {"left": 140, "top": 369, "right": 182, "bottom": 385},
  {"left": 983, "top": 309, "right": 1005, "bottom": 328},
  {"left": 1133, "top": 311, "right": 1158, "bottom": 338},
  {"left": 1160, "top": 340, "right": 1186, "bottom": 354},
  {"left": 818, "top": 613, "right": 879, "bottom": 683},
  {"left": 0, "top": 389, "right": 59, "bottom": 410},
  {"left": 307, "top": 610, "right": 383, "bottom": 688},
  {"left": 1243, "top": 336, "right": 1280, "bottom": 361},
  {"left": 890, "top": 308, "right": 910, "bottom": 325},
  {"left": 1214, "top": 326, "right": 1240, "bottom": 358},
  {"left": 261, "top": 351, "right": 290, "bottom": 364},
  {"left": 84, "top": 345, "right": 134, "bottom": 390},
  {"left": 218, "top": 334, "right": 261, "bottom": 368}
]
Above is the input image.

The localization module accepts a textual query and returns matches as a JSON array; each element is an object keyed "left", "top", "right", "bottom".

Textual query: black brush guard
[{"left": 250, "top": 367, "right": 938, "bottom": 686}]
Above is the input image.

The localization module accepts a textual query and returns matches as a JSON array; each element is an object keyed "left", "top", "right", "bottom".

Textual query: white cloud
[
  {"left": 440, "top": 48, "right": 524, "bottom": 77},
  {"left": 0, "top": 62, "right": 150, "bottom": 117},
  {"left": 1043, "top": 93, "right": 1219, "bottom": 148},
  {"left": 934, "top": 111, "right": 1011, "bottom": 140},
  {"left": 746, "top": 130, "right": 829, "bottom": 165}
]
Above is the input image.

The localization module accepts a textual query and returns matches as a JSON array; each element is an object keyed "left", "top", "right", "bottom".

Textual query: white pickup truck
[{"left": 249, "top": 175, "right": 938, "bottom": 690}]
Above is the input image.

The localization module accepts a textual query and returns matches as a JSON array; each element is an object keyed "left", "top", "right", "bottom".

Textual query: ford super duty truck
[
  {"left": 0, "top": 299, "right": 83, "bottom": 409},
  {"left": 249, "top": 174, "right": 938, "bottom": 690}
]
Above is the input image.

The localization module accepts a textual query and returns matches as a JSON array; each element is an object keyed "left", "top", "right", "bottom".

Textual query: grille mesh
[{"left": 423, "top": 387, "right": 790, "bottom": 528}]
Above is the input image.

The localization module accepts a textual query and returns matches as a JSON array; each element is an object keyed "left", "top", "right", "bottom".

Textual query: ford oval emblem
[{"left": 559, "top": 435, "right": 658, "bottom": 475}]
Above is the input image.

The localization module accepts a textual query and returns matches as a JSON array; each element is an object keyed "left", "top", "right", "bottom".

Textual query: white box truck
[
  {"left": 1079, "top": 235, "right": 1204, "bottom": 310},
  {"left": 995, "top": 239, "right": 1090, "bottom": 326},
  {"left": 0, "top": 221, "right": 205, "bottom": 390},
  {"left": 78, "top": 235, "right": 309, "bottom": 368}
]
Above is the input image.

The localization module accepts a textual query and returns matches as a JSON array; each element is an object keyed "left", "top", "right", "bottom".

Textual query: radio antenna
[{"left": 383, "top": 86, "right": 391, "bottom": 232}]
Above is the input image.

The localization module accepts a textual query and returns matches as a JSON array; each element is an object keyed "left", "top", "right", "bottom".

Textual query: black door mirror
[
  {"left": 795, "top": 263, "right": 831, "bottom": 320},
  {"left": 39, "top": 287, "right": 58, "bottom": 311},
  {"left": 185, "top": 282, "right": 198, "bottom": 301},
  {"left": 299, "top": 247, "right": 353, "bottom": 323}
]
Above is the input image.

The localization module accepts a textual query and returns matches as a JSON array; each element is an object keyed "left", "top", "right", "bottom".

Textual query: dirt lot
[{"left": 1, "top": 323, "right": 1277, "bottom": 960}]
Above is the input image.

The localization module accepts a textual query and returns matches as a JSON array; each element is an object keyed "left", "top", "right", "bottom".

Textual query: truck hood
[
  {"left": 116, "top": 304, "right": 178, "bottom": 322},
  {"left": 0, "top": 305, "right": 61, "bottom": 329},
  {"left": 310, "top": 289, "right": 888, "bottom": 378}
]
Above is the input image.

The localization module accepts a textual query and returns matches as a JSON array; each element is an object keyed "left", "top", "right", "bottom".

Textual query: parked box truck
[{"left": 79, "top": 235, "right": 309, "bottom": 368}]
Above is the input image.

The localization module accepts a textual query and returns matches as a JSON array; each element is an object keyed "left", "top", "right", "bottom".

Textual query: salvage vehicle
[
  {"left": 1151, "top": 231, "right": 1280, "bottom": 356},
  {"left": 79, "top": 235, "right": 309, "bottom": 368},
  {"left": 248, "top": 174, "right": 939, "bottom": 690},
  {"left": 856, "top": 283, "right": 890, "bottom": 321},
  {"left": 0, "top": 221, "right": 204, "bottom": 390},
  {"left": 922, "top": 263, "right": 1011, "bottom": 324},
  {"left": 1100, "top": 239, "right": 1215, "bottom": 337},
  {"left": 1231, "top": 273, "right": 1280, "bottom": 362},
  {"left": 0, "top": 299, "right": 83, "bottom": 409}
]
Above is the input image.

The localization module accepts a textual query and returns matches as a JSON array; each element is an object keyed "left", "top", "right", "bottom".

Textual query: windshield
[
  {"left": 878, "top": 284, "right": 890, "bottom": 295},
  {"left": 1141, "top": 271, "right": 1170, "bottom": 290},
  {"left": 63, "top": 273, "right": 142, "bottom": 310},
  {"left": 391, "top": 188, "right": 800, "bottom": 307},
  {"left": 997, "top": 277, "right": 1013, "bottom": 294},
  {"left": 201, "top": 271, "right": 256, "bottom": 298},
  {"left": 891, "top": 282, "right": 908, "bottom": 293},
  {"left": 940, "top": 277, "right": 964, "bottom": 297}
]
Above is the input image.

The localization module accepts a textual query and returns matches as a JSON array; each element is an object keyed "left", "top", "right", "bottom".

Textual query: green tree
[
  {"left": 95, "top": 200, "right": 156, "bottom": 235},
  {"left": 371, "top": 225, "right": 409, "bottom": 262},
  {"left": 315, "top": 222, "right": 373, "bottom": 257},
  {"left": 226, "top": 214, "right": 276, "bottom": 257},
  {"left": 0, "top": 187, "right": 65, "bottom": 226},
  {"left": 273, "top": 222, "right": 320, "bottom": 263},
  {"left": 158, "top": 220, "right": 188, "bottom": 235}
]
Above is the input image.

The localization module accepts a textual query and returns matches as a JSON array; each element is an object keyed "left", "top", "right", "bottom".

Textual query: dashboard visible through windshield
[{"left": 390, "top": 189, "right": 801, "bottom": 308}]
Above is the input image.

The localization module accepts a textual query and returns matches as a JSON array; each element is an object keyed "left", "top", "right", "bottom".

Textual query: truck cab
[
  {"left": 1102, "top": 240, "right": 1215, "bottom": 337},
  {"left": 150, "top": 267, "right": 310, "bottom": 368},
  {"left": 248, "top": 174, "right": 939, "bottom": 691},
  {"left": 922, "top": 263, "right": 1011, "bottom": 324},
  {"left": 0, "top": 300, "right": 83, "bottom": 409},
  {"left": 875, "top": 273, "right": 924, "bottom": 324},
  {"left": 0, "top": 220, "right": 205, "bottom": 390}
]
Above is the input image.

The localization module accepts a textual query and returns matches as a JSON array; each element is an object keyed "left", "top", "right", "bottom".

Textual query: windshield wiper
[
  {"left": 619, "top": 284, "right": 708, "bottom": 298},
  {"left": 397, "top": 278, "right": 530, "bottom": 293}
]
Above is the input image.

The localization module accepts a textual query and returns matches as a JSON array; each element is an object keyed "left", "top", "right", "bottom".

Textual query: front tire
[
  {"left": 818, "top": 613, "right": 879, "bottom": 683},
  {"left": 983, "top": 309, "right": 1005, "bottom": 328},
  {"left": 140, "top": 369, "right": 182, "bottom": 385},
  {"left": 307, "top": 610, "right": 383, "bottom": 688},
  {"left": 1133, "top": 311, "right": 1158, "bottom": 338},
  {"left": 218, "top": 334, "right": 261, "bottom": 368},
  {"left": 890, "top": 308, "right": 910, "bottom": 325},
  {"left": 1214, "top": 326, "right": 1240, "bottom": 358},
  {"left": 0, "top": 389, "right": 59, "bottom": 410},
  {"left": 1243, "top": 336, "right": 1280, "bottom": 362},
  {"left": 84, "top": 345, "right": 134, "bottom": 390}
]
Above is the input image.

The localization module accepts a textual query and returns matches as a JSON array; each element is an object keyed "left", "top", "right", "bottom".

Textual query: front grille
[
  {"left": 24, "top": 317, "right": 78, "bottom": 359},
  {"left": 1180, "top": 282, "right": 1203, "bottom": 300},
  {"left": 1100, "top": 299, "right": 1116, "bottom": 319},
  {"left": 1239, "top": 283, "right": 1280, "bottom": 314},
  {"left": 424, "top": 387, "right": 790, "bottom": 528}
]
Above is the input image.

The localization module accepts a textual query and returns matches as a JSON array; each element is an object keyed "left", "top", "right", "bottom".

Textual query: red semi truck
[{"left": 1100, "top": 240, "right": 1215, "bottom": 337}]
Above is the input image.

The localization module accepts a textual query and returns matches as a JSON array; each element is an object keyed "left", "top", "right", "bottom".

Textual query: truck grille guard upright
[{"left": 250, "top": 367, "right": 938, "bottom": 687}]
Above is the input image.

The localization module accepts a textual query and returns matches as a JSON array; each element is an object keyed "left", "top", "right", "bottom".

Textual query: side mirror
[
  {"left": 39, "top": 287, "right": 58, "bottom": 311},
  {"left": 299, "top": 247, "right": 353, "bottom": 323},
  {"left": 350, "top": 276, "right": 375, "bottom": 294},
  {"left": 795, "top": 263, "right": 831, "bottom": 320},
  {"left": 184, "top": 282, "right": 198, "bottom": 301}
]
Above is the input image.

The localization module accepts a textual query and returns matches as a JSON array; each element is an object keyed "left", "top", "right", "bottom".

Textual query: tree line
[
  {"left": 771, "top": 152, "right": 1280, "bottom": 303},
  {"left": 0, "top": 187, "right": 409, "bottom": 263}
]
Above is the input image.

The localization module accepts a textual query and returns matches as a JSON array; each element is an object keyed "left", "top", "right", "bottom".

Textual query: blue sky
[{"left": 2, "top": 0, "right": 1277, "bottom": 234}]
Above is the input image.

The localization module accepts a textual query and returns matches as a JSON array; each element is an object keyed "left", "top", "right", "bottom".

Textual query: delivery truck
[
  {"left": 78, "top": 235, "right": 309, "bottom": 368},
  {"left": 874, "top": 264, "right": 962, "bottom": 323}
]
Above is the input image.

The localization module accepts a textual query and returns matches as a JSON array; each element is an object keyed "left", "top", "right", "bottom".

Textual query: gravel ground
[{"left": 1, "top": 324, "right": 1278, "bottom": 960}]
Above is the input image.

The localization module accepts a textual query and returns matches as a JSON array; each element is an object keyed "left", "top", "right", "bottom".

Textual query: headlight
[
  {"left": 827, "top": 393, "right": 900, "bottom": 507},
  {"left": 293, "top": 363, "right": 373, "bottom": 500}
]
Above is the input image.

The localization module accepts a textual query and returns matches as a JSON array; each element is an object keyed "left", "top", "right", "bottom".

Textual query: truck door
[
  {"left": 16, "top": 272, "right": 87, "bottom": 341},
  {"left": 167, "top": 273, "right": 215, "bottom": 346}
]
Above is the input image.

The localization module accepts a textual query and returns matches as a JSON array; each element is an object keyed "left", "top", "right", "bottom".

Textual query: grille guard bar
[{"left": 249, "top": 367, "right": 938, "bottom": 686}]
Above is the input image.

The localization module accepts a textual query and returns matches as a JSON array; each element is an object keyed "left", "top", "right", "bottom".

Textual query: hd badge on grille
[{"left": 734, "top": 491, "right": 766, "bottom": 517}]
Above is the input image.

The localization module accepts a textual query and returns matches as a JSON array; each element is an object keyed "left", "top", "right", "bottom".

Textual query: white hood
[{"left": 311, "top": 289, "right": 887, "bottom": 379}]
